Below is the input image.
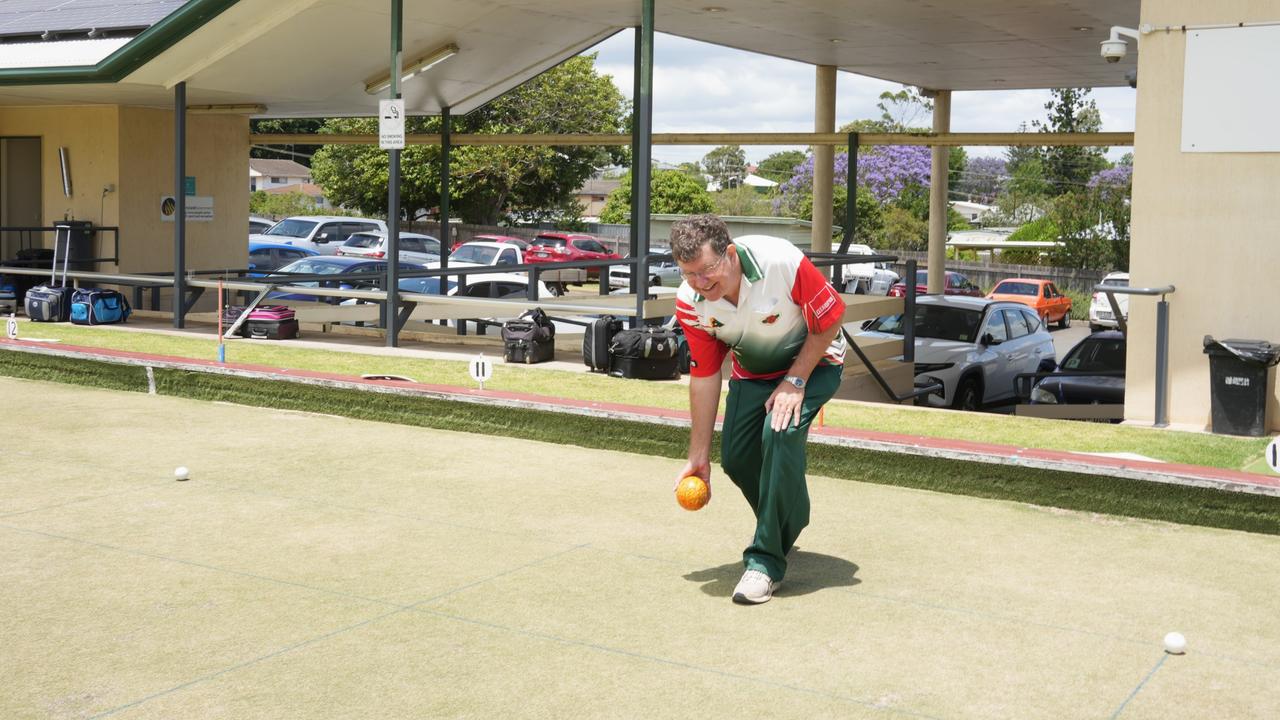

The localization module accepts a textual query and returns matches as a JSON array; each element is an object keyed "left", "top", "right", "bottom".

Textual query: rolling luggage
[
  {"left": 608, "top": 326, "right": 681, "bottom": 380},
  {"left": 244, "top": 305, "right": 299, "bottom": 340},
  {"left": 502, "top": 308, "right": 555, "bottom": 364},
  {"left": 0, "top": 282, "right": 15, "bottom": 315},
  {"left": 70, "top": 288, "right": 131, "bottom": 325},
  {"left": 24, "top": 228, "right": 74, "bottom": 322},
  {"left": 583, "top": 314, "right": 622, "bottom": 372}
]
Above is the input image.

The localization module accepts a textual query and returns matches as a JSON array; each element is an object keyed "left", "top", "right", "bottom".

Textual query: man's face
[{"left": 677, "top": 243, "right": 738, "bottom": 302}]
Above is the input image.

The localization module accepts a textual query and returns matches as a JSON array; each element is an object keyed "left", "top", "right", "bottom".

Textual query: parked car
[
  {"left": 250, "top": 215, "right": 387, "bottom": 255},
  {"left": 838, "top": 243, "right": 900, "bottom": 295},
  {"left": 1089, "top": 271, "right": 1130, "bottom": 332},
  {"left": 1030, "top": 330, "right": 1126, "bottom": 410},
  {"left": 450, "top": 234, "right": 531, "bottom": 252},
  {"left": 248, "top": 241, "right": 319, "bottom": 275},
  {"left": 249, "top": 216, "right": 275, "bottom": 235},
  {"left": 265, "top": 256, "right": 421, "bottom": 302},
  {"left": 525, "top": 232, "right": 621, "bottom": 277},
  {"left": 336, "top": 231, "right": 440, "bottom": 265},
  {"left": 856, "top": 295, "right": 1056, "bottom": 410},
  {"left": 341, "top": 272, "right": 553, "bottom": 331},
  {"left": 607, "top": 256, "right": 683, "bottom": 289},
  {"left": 986, "top": 278, "right": 1072, "bottom": 329},
  {"left": 447, "top": 241, "right": 523, "bottom": 268},
  {"left": 887, "top": 270, "right": 983, "bottom": 298}
]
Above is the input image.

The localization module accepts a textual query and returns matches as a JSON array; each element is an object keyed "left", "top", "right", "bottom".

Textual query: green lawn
[{"left": 10, "top": 322, "right": 1273, "bottom": 474}]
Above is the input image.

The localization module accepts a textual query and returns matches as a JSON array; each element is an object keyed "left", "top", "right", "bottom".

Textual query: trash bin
[
  {"left": 1202, "top": 336, "right": 1280, "bottom": 436},
  {"left": 54, "top": 220, "right": 95, "bottom": 271}
]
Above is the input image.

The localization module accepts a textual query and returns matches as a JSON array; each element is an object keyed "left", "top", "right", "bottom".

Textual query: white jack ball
[
  {"left": 1163, "top": 631, "right": 1186, "bottom": 654},
  {"left": 174, "top": 466, "right": 190, "bottom": 481}
]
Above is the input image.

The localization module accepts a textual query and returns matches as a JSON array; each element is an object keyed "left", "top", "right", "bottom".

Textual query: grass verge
[
  {"left": 3, "top": 348, "right": 1280, "bottom": 536},
  {"left": 11, "top": 323, "right": 1272, "bottom": 474}
]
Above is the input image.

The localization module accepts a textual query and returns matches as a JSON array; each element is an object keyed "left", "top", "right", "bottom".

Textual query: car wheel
[
  {"left": 650, "top": 275, "right": 662, "bottom": 287},
  {"left": 1058, "top": 312, "right": 1071, "bottom": 329},
  {"left": 1089, "top": 323, "right": 1104, "bottom": 333},
  {"left": 952, "top": 376, "right": 982, "bottom": 411}
]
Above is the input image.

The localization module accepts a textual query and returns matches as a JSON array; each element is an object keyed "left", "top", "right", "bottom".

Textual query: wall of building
[
  {"left": 117, "top": 107, "right": 248, "bottom": 275},
  {"left": 0, "top": 105, "right": 121, "bottom": 265},
  {"left": 1129, "top": 0, "right": 1280, "bottom": 431}
]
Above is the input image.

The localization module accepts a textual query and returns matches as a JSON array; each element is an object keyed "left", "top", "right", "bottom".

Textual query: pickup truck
[
  {"left": 429, "top": 240, "right": 587, "bottom": 296},
  {"left": 838, "top": 243, "right": 900, "bottom": 295},
  {"left": 249, "top": 215, "right": 387, "bottom": 255}
]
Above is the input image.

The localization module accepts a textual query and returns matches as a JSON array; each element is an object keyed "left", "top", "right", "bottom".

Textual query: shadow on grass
[{"left": 684, "top": 550, "right": 861, "bottom": 599}]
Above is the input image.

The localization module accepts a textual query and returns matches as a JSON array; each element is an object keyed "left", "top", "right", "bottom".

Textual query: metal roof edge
[{"left": 0, "top": 0, "right": 241, "bottom": 87}]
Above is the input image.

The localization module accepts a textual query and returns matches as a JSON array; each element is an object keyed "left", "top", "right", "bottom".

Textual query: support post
[
  {"left": 837, "top": 131, "right": 859, "bottom": 255},
  {"left": 1154, "top": 298, "right": 1170, "bottom": 428},
  {"left": 173, "top": 81, "right": 186, "bottom": 328},
  {"left": 631, "top": 0, "right": 654, "bottom": 328},
  {"left": 385, "top": 0, "right": 403, "bottom": 347},
  {"left": 811, "top": 65, "right": 836, "bottom": 263},
  {"left": 926, "top": 89, "right": 951, "bottom": 294},
  {"left": 440, "top": 106, "right": 453, "bottom": 328}
]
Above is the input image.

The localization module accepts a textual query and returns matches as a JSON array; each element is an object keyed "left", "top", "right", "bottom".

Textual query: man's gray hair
[{"left": 669, "top": 214, "right": 731, "bottom": 263}]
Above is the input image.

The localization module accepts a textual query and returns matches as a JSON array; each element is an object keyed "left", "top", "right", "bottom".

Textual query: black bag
[
  {"left": 608, "top": 326, "right": 681, "bottom": 380},
  {"left": 502, "top": 308, "right": 555, "bottom": 364},
  {"left": 583, "top": 315, "right": 622, "bottom": 372},
  {"left": 25, "top": 227, "right": 74, "bottom": 323}
]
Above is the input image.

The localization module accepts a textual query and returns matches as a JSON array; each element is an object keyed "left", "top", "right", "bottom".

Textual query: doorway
[{"left": 1, "top": 137, "right": 42, "bottom": 261}]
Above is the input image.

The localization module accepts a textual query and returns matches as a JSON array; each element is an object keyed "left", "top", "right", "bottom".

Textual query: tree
[
  {"left": 713, "top": 185, "right": 771, "bottom": 217},
  {"left": 1032, "top": 88, "right": 1108, "bottom": 196},
  {"left": 702, "top": 145, "right": 746, "bottom": 188},
  {"left": 310, "top": 54, "right": 628, "bottom": 224},
  {"left": 249, "top": 190, "right": 326, "bottom": 218},
  {"left": 598, "top": 169, "right": 715, "bottom": 223},
  {"left": 955, "top": 156, "right": 1007, "bottom": 203},
  {"left": 755, "top": 150, "right": 806, "bottom": 183},
  {"left": 875, "top": 87, "right": 933, "bottom": 132}
]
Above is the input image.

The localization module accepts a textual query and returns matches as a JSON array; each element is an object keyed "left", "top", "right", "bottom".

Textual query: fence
[{"left": 889, "top": 250, "right": 1110, "bottom": 295}]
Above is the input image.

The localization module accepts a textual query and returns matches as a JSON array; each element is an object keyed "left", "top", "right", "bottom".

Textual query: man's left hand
[{"left": 764, "top": 382, "right": 804, "bottom": 431}]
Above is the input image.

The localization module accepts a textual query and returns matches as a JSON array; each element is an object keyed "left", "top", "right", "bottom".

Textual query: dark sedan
[
  {"left": 265, "top": 256, "right": 422, "bottom": 302},
  {"left": 887, "top": 270, "right": 984, "bottom": 298},
  {"left": 1030, "top": 330, "right": 1126, "bottom": 406}
]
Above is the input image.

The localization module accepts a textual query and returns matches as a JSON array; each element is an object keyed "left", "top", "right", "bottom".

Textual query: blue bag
[{"left": 70, "top": 288, "right": 131, "bottom": 325}]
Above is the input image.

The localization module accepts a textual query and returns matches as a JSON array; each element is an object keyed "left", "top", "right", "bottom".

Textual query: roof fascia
[{"left": 0, "top": 0, "right": 241, "bottom": 86}]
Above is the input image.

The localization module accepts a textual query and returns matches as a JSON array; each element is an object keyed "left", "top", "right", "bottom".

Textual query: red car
[
  {"left": 449, "top": 234, "right": 530, "bottom": 253},
  {"left": 887, "top": 270, "right": 984, "bottom": 297},
  {"left": 524, "top": 232, "right": 620, "bottom": 278}
]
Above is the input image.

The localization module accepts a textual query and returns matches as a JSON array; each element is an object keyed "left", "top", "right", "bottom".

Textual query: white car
[
  {"left": 856, "top": 295, "right": 1056, "bottom": 410},
  {"left": 249, "top": 216, "right": 275, "bottom": 235},
  {"left": 1089, "top": 271, "right": 1130, "bottom": 332},
  {"left": 607, "top": 257, "right": 683, "bottom": 290},
  {"left": 839, "top": 243, "right": 900, "bottom": 295},
  {"left": 335, "top": 231, "right": 441, "bottom": 266},
  {"left": 250, "top": 215, "right": 387, "bottom": 255}
]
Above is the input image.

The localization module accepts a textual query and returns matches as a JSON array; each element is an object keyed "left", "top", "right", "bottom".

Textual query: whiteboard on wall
[{"left": 1182, "top": 25, "right": 1280, "bottom": 152}]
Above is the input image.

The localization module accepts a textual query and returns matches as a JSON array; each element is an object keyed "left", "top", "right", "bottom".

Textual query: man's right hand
[{"left": 674, "top": 459, "right": 712, "bottom": 502}]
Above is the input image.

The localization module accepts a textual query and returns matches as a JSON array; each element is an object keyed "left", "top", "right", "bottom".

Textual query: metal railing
[{"left": 1096, "top": 283, "right": 1176, "bottom": 427}]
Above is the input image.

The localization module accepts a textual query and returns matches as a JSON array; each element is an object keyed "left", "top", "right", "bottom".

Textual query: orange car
[{"left": 986, "top": 278, "right": 1073, "bottom": 328}]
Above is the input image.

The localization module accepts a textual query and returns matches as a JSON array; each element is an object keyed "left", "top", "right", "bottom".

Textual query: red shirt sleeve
[
  {"left": 676, "top": 299, "right": 729, "bottom": 377},
  {"left": 789, "top": 256, "right": 844, "bottom": 333}
]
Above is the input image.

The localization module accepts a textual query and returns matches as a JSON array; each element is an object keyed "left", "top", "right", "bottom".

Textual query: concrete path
[{"left": 3, "top": 377, "right": 1279, "bottom": 719}]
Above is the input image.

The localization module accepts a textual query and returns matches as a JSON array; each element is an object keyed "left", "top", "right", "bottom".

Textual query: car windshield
[
  {"left": 264, "top": 219, "right": 317, "bottom": 238},
  {"left": 451, "top": 245, "right": 498, "bottom": 264},
  {"left": 1102, "top": 276, "right": 1130, "bottom": 287},
  {"left": 865, "top": 304, "right": 982, "bottom": 343},
  {"left": 1061, "top": 337, "right": 1126, "bottom": 373},
  {"left": 397, "top": 277, "right": 457, "bottom": 294},
  {"left": 273, "top": 259, "right": 351, "bottom": 276},
  {"left": 532, "top": 237, "right": 566, "bottom": 249},
  {"left": 343, "top": 234, "right": 381, "bottom": 248},
  {"left": 994, "top": 281, "right": 1038, "bottom": 296}
]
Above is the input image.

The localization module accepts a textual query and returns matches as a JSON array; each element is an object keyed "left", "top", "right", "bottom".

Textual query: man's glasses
[{"left": 680, "top": 253, "right": 727, "bottom": 281}]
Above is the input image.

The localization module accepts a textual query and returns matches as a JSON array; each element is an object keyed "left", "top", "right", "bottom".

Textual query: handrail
[{"left": 1090, "top": 281, "right": 1176, "bottom": 427}]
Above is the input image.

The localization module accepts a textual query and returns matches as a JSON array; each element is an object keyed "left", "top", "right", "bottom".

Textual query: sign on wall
[
  {"left": 160, "top": 195, "right": 214, "bottom": 222},
  {"left": 1182, "top": 25, "right": 1280, "bottom": 152}
]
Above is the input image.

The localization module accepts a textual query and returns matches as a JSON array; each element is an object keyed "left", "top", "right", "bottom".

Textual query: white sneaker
[{"left": 732, "top": 569, "right": 778, "bottom": 604}]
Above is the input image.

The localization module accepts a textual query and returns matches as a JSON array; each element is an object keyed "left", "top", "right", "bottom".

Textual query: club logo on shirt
[
  {"left": 761, "top": 313, "right": 779, "bottom": 324},
  {"left": 709, "top": 318, "right": 724, "bottom": 328},
  {"left": 690, "top": 358, "right": 698, "bottom": 368}
]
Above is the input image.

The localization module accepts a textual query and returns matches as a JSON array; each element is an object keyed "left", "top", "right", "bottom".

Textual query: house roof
[
  {"left": 248, "top": 158, "right": 310, "bottom": 177},
  {"left": 262, "top": 182, "right": 323, "bottom": 197},
  {"left": 577, "top": 178, "right": 621, "bottom": 195},
  {"left": 0, "top": 0, "right": 1140, "bottom": 117}
]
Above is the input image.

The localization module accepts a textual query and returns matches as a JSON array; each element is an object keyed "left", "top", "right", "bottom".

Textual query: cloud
[{"left": 585, "top": 32, "right": 1136, "bottom": 165}]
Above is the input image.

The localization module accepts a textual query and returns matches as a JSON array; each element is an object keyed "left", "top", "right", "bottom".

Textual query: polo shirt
[{"left": 675, "top": 234, "right": 846, "bottom": 380}]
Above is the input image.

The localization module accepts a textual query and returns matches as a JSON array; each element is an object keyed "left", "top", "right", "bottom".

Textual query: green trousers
[{"left": 720, "top": 363, "right": 842, "bottom": 581}]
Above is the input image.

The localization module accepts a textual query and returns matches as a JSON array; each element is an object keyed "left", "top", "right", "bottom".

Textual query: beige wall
[
  {"left": 1129, "top": 0, "right": 1280, "bottom": 431},
  {"left": 118, "top": 107, "right": 248, "bottom": 274}
]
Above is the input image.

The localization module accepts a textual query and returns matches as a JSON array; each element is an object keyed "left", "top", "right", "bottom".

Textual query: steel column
[
  {"left": 1154, "top": 299, "right": 1170, "bottom": 428},
  {"left": 173, "top": 81, "right": 186, "bottom": 328},
  {"left": 631, "top": 0, "right": 654, "bottom": 328},
  {"left": 837, "top": 131, "right": 859, "bottom": 255},
  {"left": 385, "top": 0, "right": 403, "bottom": 347}
]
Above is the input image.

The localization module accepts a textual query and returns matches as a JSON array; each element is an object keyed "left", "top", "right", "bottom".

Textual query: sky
[{"left": 583, "top": 30, "right": 1137, "bottom": 168}]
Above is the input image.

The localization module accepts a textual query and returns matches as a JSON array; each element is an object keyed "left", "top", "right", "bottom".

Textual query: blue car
[
  {"left": 248, "top": 241, "right": 318, "bottom": 276},
  {"left": 265, "top": 255, "right": 424, "bottom": 302}
]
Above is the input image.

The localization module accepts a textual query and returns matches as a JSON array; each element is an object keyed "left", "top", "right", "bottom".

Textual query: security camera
[
  {"left": 1100, "top": 39, "right": 1127, "bottom": 63},
  {"left": 1100, "top": 26, "right": 1140, "bottom": 64}
]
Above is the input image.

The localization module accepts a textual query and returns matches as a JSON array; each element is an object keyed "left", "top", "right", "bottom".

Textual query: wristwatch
[{"left": 782, "top": 375, "right": 806, "bottom": 389}]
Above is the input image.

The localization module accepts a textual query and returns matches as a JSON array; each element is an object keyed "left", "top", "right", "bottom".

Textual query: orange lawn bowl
[{"left": 676, "top": 476, "right": 710, "bottom": 511}]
